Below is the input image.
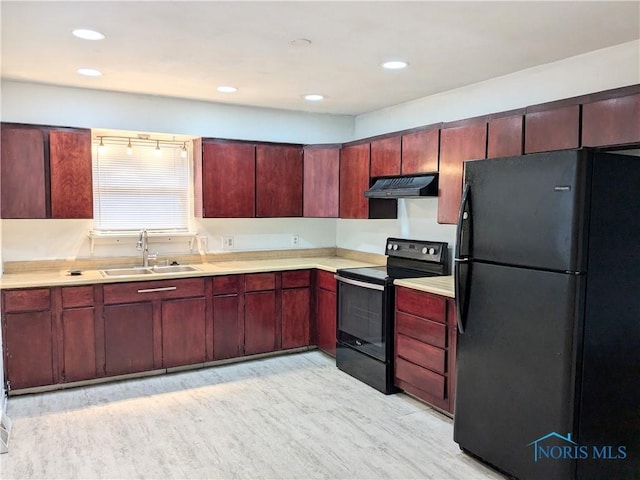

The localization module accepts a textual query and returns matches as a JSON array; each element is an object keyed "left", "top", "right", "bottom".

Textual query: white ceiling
[{"left": 2, "top": 1, "right": 639, "bottom": 116}]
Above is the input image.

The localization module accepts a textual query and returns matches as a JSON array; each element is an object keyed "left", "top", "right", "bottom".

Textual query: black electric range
[{"left": 334, "top": 238, "right": 450, "bottom": 393}]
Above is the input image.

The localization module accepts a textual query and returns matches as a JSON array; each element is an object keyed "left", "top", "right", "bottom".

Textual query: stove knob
[
  {"left": 393, "top": 244, "right": 399, "bottom": 251},
  {"left": 428, "top": 248, "right": 436, "bottom": 255},
  {"left": 421, "top": 247, "right": 428, "bottom": 254},
  {"left": 387, "top": 243, "right": 393, "bottom": 251}
]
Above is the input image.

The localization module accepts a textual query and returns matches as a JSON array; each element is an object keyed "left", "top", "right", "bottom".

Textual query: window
[{"left": 92, "top": 139, "right": 190, "bottom": 231}]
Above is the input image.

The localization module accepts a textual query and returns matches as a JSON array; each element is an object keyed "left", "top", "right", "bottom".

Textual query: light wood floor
[{"left": 1, "top": 351, "right": 504, "bottom": 479}]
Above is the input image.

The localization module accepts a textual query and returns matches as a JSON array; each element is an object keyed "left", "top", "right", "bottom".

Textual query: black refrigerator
[{"left": 453, "top": 148, "right": 639, "bottom": 480}]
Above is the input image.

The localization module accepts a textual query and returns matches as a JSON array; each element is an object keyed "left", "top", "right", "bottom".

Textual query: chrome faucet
[{"left": 136, "top": 229, "right": 156, "bottom": 267}]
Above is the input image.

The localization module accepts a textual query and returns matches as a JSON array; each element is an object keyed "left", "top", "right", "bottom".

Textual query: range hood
[{"left": 364, "top": 174, "right": 438, "bottom": 199}]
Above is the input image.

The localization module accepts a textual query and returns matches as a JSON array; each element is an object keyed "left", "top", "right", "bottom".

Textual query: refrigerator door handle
[{"left": 455, "top": 183, "right": 472, "bottom": 334}]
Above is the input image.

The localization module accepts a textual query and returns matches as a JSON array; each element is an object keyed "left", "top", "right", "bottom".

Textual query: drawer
[
  {"left": 396, "top": 311, "right": 446, "bottom": 348},
  {"left": 282, "top": 270, "right": 311, "bottom": 288},
  {"left": 316, "top": 269, "right": 337, "bottom": 292},
  {"left": 213, "top": 275, "right": 240, "bottom": 295},
  {"left": 62, "top": 286, "right": 95, "bottom": 308},
  {"left": 395, "top": 356, "right": 446, "bottom": 400},
  {"left": 245, "top": 273, "right": 276, "bottom": 292},
  {"left": 3, "top": 288, "right": 51, "bottom": 312},
  {"left": 396, "top": 286, "right": 446, "bottom": 323},
  {"left": 396, "top": 333, "right": 446, "bottom": 374},
  {"left": 104, "top": 278, "right": 205, "bottom": 304}
]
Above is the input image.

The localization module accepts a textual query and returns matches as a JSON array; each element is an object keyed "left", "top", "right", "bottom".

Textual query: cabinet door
[
  {"left": 244, "top": 291, "right": 277, "bottom": 355},
  {"left": 213, "top": 294, "right": 242, "bottom": 360},
  {"left": 281, "top": 288, "right": 311, "bottom": 349},
  {"left": 370, "top": 136, "right": 401, "bottom": 177},
  {"left": 256, "top": 144, "right": 303, "bottom": 217},
  {"left": 4, "top": 311, "right": 54, "bottom": 389},
  {"left": 62, "top": 307, "right": 97, "bottom": 382},
  {"left": 339, "top": 143, "right": 370, "bottom": 219},
  {"left": 487, "top": 115, "right": 523, "bottom": 159},
  {"left": 49, "top": 129, "right": 93, "bottom": 218},
  {"left": 582, "top": 94, "right": 640, "bottom": 147},
  {"left": 438, "top": 123, "right": 486, "bottom": 224},
  {"left": 401, "top": 129, "right": 439, "bottom": 175},
  {"left": 162, "top": 297, "right": 206, "bottom": 368},
  {"left": 524, "top": 104, "right": 580, "bottom": 154},
  {"left": 104, "top": 303, "right": 155, "bottom": 376},
  {"left": 202, "top": 141, "right": 255, "bottom": 218},
  {"left": 303, "top": 146, "right": 339, "bottom": 218},
  {"left": 316, "top": 288, "right": 337, "bottom": 356},
  {"left": 0, "top": 125, "right": 46, "bottom": 219}
]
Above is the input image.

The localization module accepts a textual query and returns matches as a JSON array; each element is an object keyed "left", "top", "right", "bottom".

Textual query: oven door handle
[{"left": 334, "top": 275, "right": 385, "bottom": 291}]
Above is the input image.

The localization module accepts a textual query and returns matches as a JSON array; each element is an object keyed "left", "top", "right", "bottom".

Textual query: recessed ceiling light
[
  {"left": 382, "top": 60, "right": 409, "bottom": 70},
  {"left": 217, "top": 86, "right": 237, "bottom": 93},
  {"left": 304, "top": 94, "right": 324, "bottom": 101},
  {"left": 72, "top": 29, "right": 105, "bottom": 40},
  {"left": 77, "top": 68, "right": 102, "bottom": 77},
  {"left": 289, "top": 38, "right": 312, "bottom": 47}
]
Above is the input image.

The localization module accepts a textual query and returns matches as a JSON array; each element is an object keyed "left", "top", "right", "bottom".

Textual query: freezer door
[
  {"left": 453, "top": 262, "right": 581, "bottom": 480},
  {"left": 464, "top": 149, "right": 589, "bottom": 272}
]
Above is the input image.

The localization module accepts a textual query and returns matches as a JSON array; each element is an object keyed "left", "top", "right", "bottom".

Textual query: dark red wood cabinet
[
  {"left": 244, "top": 273, "right": 278, "bottom": 355},
  {"left": 582, "top": 93, "right": 640, "bottom": 147},
  {"left": 438, "top": 122, "right": 487, "bottom": 224},
  {"left": 281, "top": 270, "right": 311, "bottom": 349},
  {"left": 303, "top": 146, "right": 340, "bottom": 218},
  {"left": 370, "top": 136, "right": 401, "bottom": 177},
  {"left": 256, "top": 144, "right": 303, "bottom": 217},
  {"left": 394, "top": 286, "right": 457, "bottom": 414},
  {"left": 487, "top": 114, "right": 524, "bottom": 159},
  {"left": 315, "top": 270, "right": 337, "bottom": 356},
  {"left": 524, "top": 104, "right": 580, "bottom": 154},
  {"left": 49, "top": 129, "right": 93, "bottom": 218},
  {"left": 162, "top": 297, "right": 207, "bottom": 368},
  {"left": 198, "top": 140, "right": 256, "bottom": 218},
  {"left": 339, "top": 143, "right": 370, "bottom": 219},
  {"left": 60, "top": 286, "right": 100, "bottom": 382},
  {"left": 212, "top": 275, "right": 243, "bottom": 360},
  {"left": 401, "top": 128, "right": 439, "bottom": 175},
  {"left": 1, "top": 125, "right": 47, "bottom": 219},
  {"left": 2, "top": 289, "right": 55, "bottom": 390}
]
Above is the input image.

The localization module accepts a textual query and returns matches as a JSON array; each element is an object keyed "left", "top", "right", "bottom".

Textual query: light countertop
[{"left": 0, "top": 256, "right": 455, "bottom": 297}]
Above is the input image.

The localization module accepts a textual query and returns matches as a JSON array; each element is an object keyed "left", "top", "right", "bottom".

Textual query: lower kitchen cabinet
[
  {"left": 315, "top": 270, "right": 337, "bottom": 356},
  {"left": 281, "top": 270, "right": 311, "bottom": 349},
  {"left": 103, "top": 302, "right": 155, "bottom": 377},
  {"left": 244, "top": 273, "right": 278, "bottom": 355},
  {"left": 394, "top": 286, "right": 457, "bottom": 414},
  {"left": 2, "top": 288, "right": 55, "bottom": 390},
  {"left": 162, "top": 297, "right": 206, "bottom": 368},
  {"left": 212, "top": 275, "right": 243, "bottom": 360}
]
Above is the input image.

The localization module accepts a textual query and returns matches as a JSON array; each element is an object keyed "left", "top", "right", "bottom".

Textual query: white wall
[{"left": 338, "top": 40, "right": 640, "bottom": 255}]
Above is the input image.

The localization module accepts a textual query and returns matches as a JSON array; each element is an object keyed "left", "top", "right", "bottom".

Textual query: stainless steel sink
[
  {"left": 151, "top": 265, "right": 199, "bottom": 274},
  {"left": 100, "top": 267, "right": 154, "bottom": 277}
]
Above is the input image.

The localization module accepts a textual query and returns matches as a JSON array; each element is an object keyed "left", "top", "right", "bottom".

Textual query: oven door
[{"left": 335, "top": 275, "right": 390, "bottom": 362}]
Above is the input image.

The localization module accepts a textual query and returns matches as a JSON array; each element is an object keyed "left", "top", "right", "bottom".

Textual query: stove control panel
[{"left": 386, "top": 237, "right": 448, "bottom": 263}]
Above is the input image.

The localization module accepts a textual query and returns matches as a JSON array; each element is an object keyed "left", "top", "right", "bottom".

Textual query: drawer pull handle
[{"left": 137, "top": 286, "right": 177, "bottom": 293}]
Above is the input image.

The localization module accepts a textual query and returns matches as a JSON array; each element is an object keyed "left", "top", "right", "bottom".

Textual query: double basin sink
[{"left": 100, "top": 264, "right": 200, "bottom": 277}]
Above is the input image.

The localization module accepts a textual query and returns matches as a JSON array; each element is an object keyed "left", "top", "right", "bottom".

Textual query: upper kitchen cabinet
[
  {"left": 524, "top": 103, "right": 580, "bottom": 154},
  {"left": 1, "top": 125, "right": 47, "bottom": 219},
  {"left": 370, "top": 136, "right": 401, "bottom": 177},
  {"left": 303, "top": 145, "right": 339, "bottom": 218},
  {"left": 0, "top": 123, "right": 93, "bottom": 219},
  {"left": 339, "top": 143, "right": 370, "bottom": 219},
  {"left": 438, "top": 121, "right": 487, "bottom": 224},
  {"left": 401, "top": 128, "right": 440, "bottom": 175},
  {"left": 487, "top": 111, "right": 524, "bottom": 159},
  {"left": 196, "top": 139, "right": 256, "bottom": 218},
  {"left": 256, "top": 144, "right": 303, "bottom": 217},
  {"left": 49, "top": 129, "right": 93, "bottom": 218},
  {"left": 582, "top": 93, "right": 640, "bottom": 147}
]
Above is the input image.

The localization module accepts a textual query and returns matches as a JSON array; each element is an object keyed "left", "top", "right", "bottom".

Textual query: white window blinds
[{"left": 92, "top": 140, "right": 189, "bottom": 231}]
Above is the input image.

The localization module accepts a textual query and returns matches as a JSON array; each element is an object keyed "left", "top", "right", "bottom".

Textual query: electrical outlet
[
  {"left": 222, "top": 236, "right": 234, "bottom": 249},
  {"left": 291, "top": 235, "right": 299, "bottom": 247}
]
